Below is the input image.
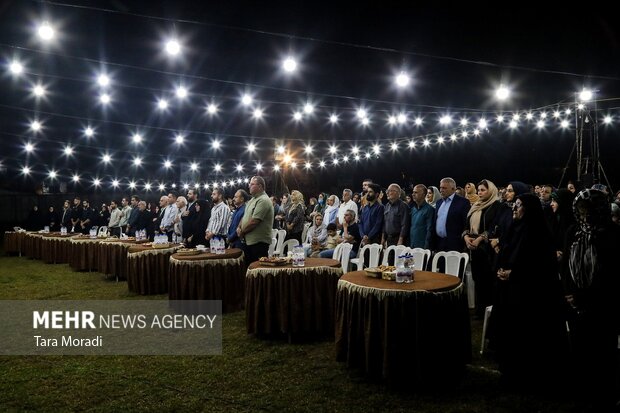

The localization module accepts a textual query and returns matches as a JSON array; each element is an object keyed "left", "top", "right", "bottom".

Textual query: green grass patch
[{"left": 0, "top": 253, "right": 576, "bottom": 412}]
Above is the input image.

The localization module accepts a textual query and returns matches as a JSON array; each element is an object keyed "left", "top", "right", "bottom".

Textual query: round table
[
  {"left": 68, "top": 236, "right": 102, "bottom": 271},
  {"left": 335, "top": 270, "right": 471, "bottom": 384},
  {"left": 39, "top": 233, "right": 75, "bottom": 264},
  {"left": 169, "top": 248, "right": 245, "bottom": 312},
  {"left": 126, "top": 243, "right": 183, "bottom": 295},
  {"left": 3, "top": 231, "right": 27, "bottom": 256},
  {"left": 22, "top": 233, "right": 44, "bottom": 259},
  {"left": 97, "top": 239, "right": 145, "bottom": 281},
  {"left": 245, "top": 258, "right": 343, "bottom": 338}
]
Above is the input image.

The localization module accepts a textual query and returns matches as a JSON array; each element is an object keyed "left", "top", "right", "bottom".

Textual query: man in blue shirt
[
  {"left": 227, "top": 189, "right": 249, "bottom": 249},
  {"left": 359, "top": 183, "right": 384, "bottom": 246},
  {"left": 409, "top": 184, "right": 434, "bottom": 249},
  {"left": 433, "top": 177, "right": 470, "bottom": 252}
]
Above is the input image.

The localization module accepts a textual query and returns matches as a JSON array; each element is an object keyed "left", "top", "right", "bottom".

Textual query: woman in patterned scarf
[{"left": 562, "top": 189, "right": 620, "bottom": 409}]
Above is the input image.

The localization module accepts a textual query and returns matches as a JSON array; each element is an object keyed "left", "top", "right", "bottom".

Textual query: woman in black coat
[
  {"left": 491, "top": 193, "right": 568, "bottom": 388},
  {"left": 561, "top": 189, "right": 620, "bottom": 409},
  {"left": 463, "top": 180, "right": 511, "bottom": 318}
]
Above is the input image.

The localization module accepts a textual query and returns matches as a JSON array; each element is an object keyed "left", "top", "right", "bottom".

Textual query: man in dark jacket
[{"left": 432, "top": 177, "right": 470, "bottom": 252}]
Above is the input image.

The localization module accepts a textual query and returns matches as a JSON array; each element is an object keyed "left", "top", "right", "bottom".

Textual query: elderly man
[
  {"left": 227, "top": 189, "right": 249, "bottom": 249},
  {"left": 382, "top": 183, "right": 410, "bottom": 247},
  {"left": 409, "top": 184, "right": 434, "bottom": 249},
  {"left": 433, "top": 177, "right": 470, "bottom": 252},
  {"left": 336, "top": 188, "right": 358, "bottom": 228},
  {"left": 153, "top": 195, "right": 169, "bottom": 234},
  {"left": 206, "top": 187, "right": 231, "bottom": 242},
  {"left": 237, "top": 176, "right": 274, "bottom": 264}
]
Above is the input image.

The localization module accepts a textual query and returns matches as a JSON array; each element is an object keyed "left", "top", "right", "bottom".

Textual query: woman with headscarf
[
  {"left": 549, "top": 188, "right": 575, "bottom": 262},
  {"left": 463, "top": 180, "right": 511, "bottom": 318},
  {"left": 186, "top": 199, "right": 210, "bottom": 247},
  {"left": 304, "top": 213, "right": 328, "bottom": 257},
  {"left": 173, "top": 196, "right": 187, "bottom": 243},
  {"left": 491, "top": 193, "right": 568, "bottom": 388},
  {"left": 464, "top": 182, "right": 480, "bottom": 205},
  {"left": 275, "top": 193, "right": 290, "bottom": 230},
  {"left": 504, "top": 181, "right": 530, "bottom": 207},
  {"left": 310, "top": 192, "right": 329, "bottom": 218},
  {"left": 426, "top": 186, "right": 441, "bottom": 208},
  {"left": 285, "top": 190, "right": 306, "bottom": 243},
  {"left": 323, "top": 194, "right": 340, "bottom": 225},
  {"left": 561, "top": 189, "right": 620, "bottom": 409}
]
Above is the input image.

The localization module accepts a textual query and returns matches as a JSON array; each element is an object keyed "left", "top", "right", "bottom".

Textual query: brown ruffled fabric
[
  {"left": 127, "top": 245, "right": 182, "bottom": 295},
  {"left": 169, "top": 250, "right": 246, "bottom": 313},
  {"left": 335, "top": 271, "right": 471, "bottom": 384},
  {"left": 245, "top": 258, "right": 342, "bottom": 337}
]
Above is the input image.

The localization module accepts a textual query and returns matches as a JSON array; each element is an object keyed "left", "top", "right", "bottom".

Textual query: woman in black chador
[
  {"left": 492, "top": 193, "right": 568, "bottom": 388},
  {"left": 562, "top": 189, "right": 620, "bottom": 410}
]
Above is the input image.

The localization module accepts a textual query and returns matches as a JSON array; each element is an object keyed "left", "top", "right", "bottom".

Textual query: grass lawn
[{"left": 0, "top": 252, "right": 577, "bottom": 412}]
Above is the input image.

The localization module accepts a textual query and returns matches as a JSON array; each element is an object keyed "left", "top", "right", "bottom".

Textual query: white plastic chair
[
  {"left": 275, "top": 229, "right": 287, "bottom": 255},
  {"left": 301, "top": 222, "right": 312, "bottom": 244},
  {"left": 272, "top": 229, "right": 278, "bottom": 239},
  {"left": 280, "top": 239, "right": 299, "bottom": 256},
  {"left": 350, "top": 243, "right": 383, "bottom": 271},
  {"left": 431, "top": 251, "right": 469, "bottom": 277},
  {"left": 405, "top": 247, "right": 431, "bottom": 271},
  {"left": 381, "top": 245, "right": 406, "bottom": 266},
  {"left": 480, "top": 305, "right": 493, "bottom": 354},
  {"left": 98, "top": 226, "right": 108, "bottom": 236},
  {"left": 464, "top": 260, "right": 476, "bottom": 309},
  {"left": 268, "top": 237, "right": 277, "bottom": 258},
  {"left": 333, "top": 242, "right": 353, "bottom": 273}
]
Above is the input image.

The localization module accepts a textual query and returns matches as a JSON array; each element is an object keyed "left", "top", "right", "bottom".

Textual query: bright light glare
[
  {"left": 165, "top": 40, "right": 181, "bottom": 56},
  {"left": 282, "top": 57, "right": 297, "bottom": 72},
  {"left": 9, "top": 61, "right": 23, "bottom": 74},
  {"left": 579, "top": 89, "right": 593, "bottom": 102},
  {"left": 395, "top": 72, "right": 410, "bottom": 88},
  {"left": 97, "top": 74, "right": 110, "bottom": 87},
  {"left": 495, "top": 85, "right": 510, "bottom": 100},
  {"left": 37, "top": 22, "right": 55, "bottom": 41}
]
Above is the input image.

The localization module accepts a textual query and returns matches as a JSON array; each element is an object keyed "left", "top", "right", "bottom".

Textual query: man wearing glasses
[{"left": 237, "top": 176, "right": 274, "bottom": 263}]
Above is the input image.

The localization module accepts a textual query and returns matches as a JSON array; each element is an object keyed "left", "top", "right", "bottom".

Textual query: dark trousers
[
  {"left": 385, "top": 233, "right": 400, "bottom": 247},
  {"left": 109, "top": 227, "right": 121, "bottom": 237},
  {"left": 243, "top": 242, "right": 270, "bottom": 265}
]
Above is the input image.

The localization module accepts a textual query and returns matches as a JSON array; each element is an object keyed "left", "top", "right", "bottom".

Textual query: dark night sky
[{"left": 0, "top": 0, "right": 619, "bottom": 195}]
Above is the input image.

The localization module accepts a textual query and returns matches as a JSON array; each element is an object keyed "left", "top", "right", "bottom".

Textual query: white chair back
[
  {"left": 301, "top": 222, "right": 312, "bottom": 244},
  {"left": 275, "top": 229, "right": 287, "bottom": 255},
  {"left": 405, "top": 247, "right": 431, "bottom": 271},
  {"left": 431, "top": 251, "right": 469, "bottom": 277},
  {"left": 97, "top": 226, "right": 108, "bottom": 236},
  {"left": 381, "top": 245, "right": 406, "bottom": 266},
  {"left": 351, "top": 243, "right": 383, "bottom": 270},
  {"left": 333, "top": 242, "right": 353, "bottom": 273},
  {"left": 281, "top": 239, "right": 299, "bottom": 256},
  {"left": 272, "top": 229, "right": 278, "bottom": 239},
  {"left": 268, "top": 237, "right": 277, "bottom": 258}
]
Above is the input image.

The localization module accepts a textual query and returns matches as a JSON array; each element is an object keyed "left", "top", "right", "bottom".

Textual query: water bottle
[
  {"left": 293, "top": 245, "right": 305, "bottom": 267},
  {"left": 217, "top": 237, "right": 225, "bottom": 254},
  {"left": 210, "top": 238, "right": 216, "bottom": 254},
  {"left": 89, "top": 227, "right": 97, "bottom": 239},
  {"left": 60, "top": 226, "right": 67, "bottom": 235}
]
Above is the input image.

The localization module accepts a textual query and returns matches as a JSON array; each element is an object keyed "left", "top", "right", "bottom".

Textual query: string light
[
  {"left": 165, "top": 39, "right": 181, "bottom": 56},
  {"left": 395, "top": 72, "right": 410, "bottom": 88},
  {"left": 579, "top": 88, "right": 592, "bottom": 102},
  {"left": 176, "top": 86, "right": 188, "bottom": 99},
  {"left": 282, "top": 57, "right": 297, "bottom": 72},
  {"left": 99, "top": 93, "right": 111, "bottom": 104},
  {"left": 241, "top": 94, "right": 253, "bottom": 106},
  {"left": 132, "top": 133, "right": 142, "bottom": 143},
  {"left": 175, "top": 134, "right": 184, "bottom": 144},
  {"left": 9, "top": 61, "right": 23, "bottom": 75},
  {"left": 164, "top": 160, "right": 172, "bottom": 168},
  {"left": 102, "top": 154, "right": 111, "bottom": 163},
  {"left": 207, "top": 103, "right": 218, "bottom": 114},
  {"left": 252, "top": 108, "right": 263, "bottom": 119},
  {"left": 25, "top": 143, "right": 35, "bottom": 153},
  {"left": 84, "top": 126, "right": 94, "bottom": 137},
  {"left": 97, "top": 74, "right": 110, "bottom": 87},
  {"left": 303, "top": 103, "right": 314, "bottom": 114},
  {"left": 329, "top": 114, "right": 339, "bottom": 124},
  {"left": 112, "top": 179, "right": 119, "bottom": 187},
  {"left": 495, "top": 84, "right": 510, "bottom": 100},
  {"left": 157, "top": 99, "right": 169, "bottom": 110},
  {"left": 31, "top": 120, "right": 42, "bottom": 131},
  {"left": 37, "top": 22, "right": 55, "bottom": 41},
  {"left": 33, "top": 84, "right": 46, "bottom": 97},
  {"left": 73, "top": 174, "right": 80, "bottom": 183}
]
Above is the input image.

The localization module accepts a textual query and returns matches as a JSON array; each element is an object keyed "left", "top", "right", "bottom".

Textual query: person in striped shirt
[{"left": 205, "top": 187, "right": 231, "bottom": 243}]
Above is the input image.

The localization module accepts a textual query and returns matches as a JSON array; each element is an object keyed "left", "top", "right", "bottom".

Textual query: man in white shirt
[
  {"left": 108, "top": 200, "right": 122, "bottom": 237},
  {"left": 336, "top": 188, "right": 358, "bottom": 228},
  {"left": 160, "top": 193, "right": 178, "bottom": 241}
]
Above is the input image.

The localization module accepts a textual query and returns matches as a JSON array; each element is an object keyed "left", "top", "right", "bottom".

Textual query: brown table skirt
[
  {"left": 245, "top": 262, "right": 343, "bottom": 337},
  {"left": 169, "top": 255, "right": 246, "bottom": 312},
  {"left": 335, "top": 273, "right": 471, "bottom": 383}
]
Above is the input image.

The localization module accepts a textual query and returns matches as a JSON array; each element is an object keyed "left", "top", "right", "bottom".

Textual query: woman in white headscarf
[
  {"left": 463, "top": 179, "right": 511, "bottom": 318},
  {"left": 323, "top": 194, "right": 340, "bottom": 225},
  {"left": 426, "top": 186, "right": 441, "bottom": 208},
  {"left": 304, "top": 213, "right": 328, "bottom": 257}
]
